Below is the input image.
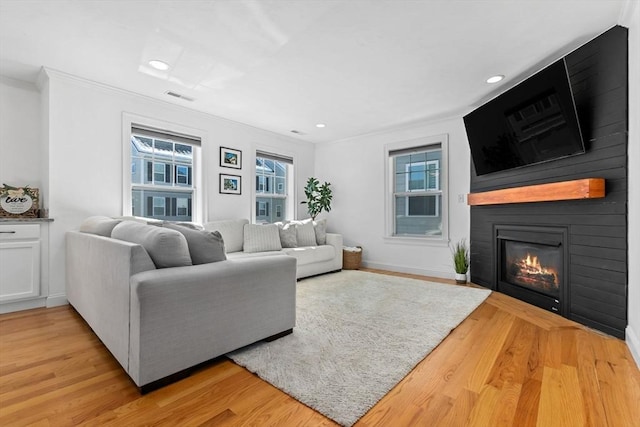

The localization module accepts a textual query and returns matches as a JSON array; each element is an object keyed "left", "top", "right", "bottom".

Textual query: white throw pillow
[{"left": 243, "top": 224, "right": 283, "bottom": 253}]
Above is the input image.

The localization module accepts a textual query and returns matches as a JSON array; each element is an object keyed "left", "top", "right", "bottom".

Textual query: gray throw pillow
[
  {"left": 313, "top": 219, "right": 327, "bottom": 245},
  {"left": 79, "top": 216, "right": 121, "bottom": 237},
  {"left": 277, "top": 222, "right": 298, "bottom": 248},
  {"left": 163, "top": 221, "right": 204, "bottom": 231},
  {"left": 295, "top": 221, "right": 318, "bottom": 247},
  {"left": 112, "top": 221, "right": 192, "bottom": 268},
  {"left": 163, "top": 223, "right": 226, "bottom": 264},
  {"left": 243, "top": 223, "right": 283, "bottom": 253}
]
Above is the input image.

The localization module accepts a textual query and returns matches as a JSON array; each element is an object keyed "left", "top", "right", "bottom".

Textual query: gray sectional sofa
[{"left": 65, "top": 216, "right": 341, "bottom": 391}]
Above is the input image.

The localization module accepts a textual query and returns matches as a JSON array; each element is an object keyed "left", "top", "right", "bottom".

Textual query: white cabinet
[{"left": 0, "top": 223, "right": 43, "bottom": 305}]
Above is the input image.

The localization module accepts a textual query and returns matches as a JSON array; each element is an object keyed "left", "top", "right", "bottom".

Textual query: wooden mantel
[{"left": 467, "top": 178, "right": 605, "bottom": 206}]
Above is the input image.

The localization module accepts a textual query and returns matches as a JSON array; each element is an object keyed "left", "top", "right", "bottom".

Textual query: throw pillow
[
  {"left": 295, "top": 220, "right": 318, "bottom": 247},
  {"left": 277, "top": 222, "right": 298, "bottom": 248},
  {"left": 79, "top": 216, "right": 121, "bottom": 237},
  {"left": 163, "top": 221, "right": 204, "bottom": 231},
  {"left": 163, "top": 223, "right": 226, "bottom": 265},
  {"left": 112, "top": 221, "right": 192, "bottom": 268},
  {"left": 203, "top": 219, "right": 248, "bottom": 253},
  {"left": 243, "top": 223, "right": 283, "bottom": 253},
  {"left": 313, "top": 218, "right": 327, "bottom": 245}
]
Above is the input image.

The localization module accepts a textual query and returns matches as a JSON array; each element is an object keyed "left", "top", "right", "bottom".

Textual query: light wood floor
[{"left": 1, "top": 269, "right": 639, "bottom": 426}]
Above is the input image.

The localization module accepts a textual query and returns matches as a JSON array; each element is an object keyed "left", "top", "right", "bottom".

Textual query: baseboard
[
  {"left": 626, "top": 325, "right": 640, "bottom": 369},
  {"left": 362, "top": 261, "right": 451, "bottom": 280},
  {"left": 46, "top": 293, "right": 68, "bottom": 308},
  {"left": 0, "top": 297, "right": 46, "bottom": 314}
]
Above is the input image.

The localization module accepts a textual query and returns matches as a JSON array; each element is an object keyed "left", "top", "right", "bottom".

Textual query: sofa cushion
[
  {"left": 163, "top": 223, "right": 226, "bottom": 265},
  {"left": 243, "top": 224, "right": 283, "bottom": 253},
  {"left": 163, "top": 221, "right": 204, "bottom": 231},
  {"left": 275, "top": 222, "right": 298, "bottom": 248},
  {"left": 203, "top": 219, "right": 248, "bottom": 253},
  {"left": 313, "top": 218, "right": 327, "bottom": 245},
  {"left": 79, "top": 216, "right": 122, "bottom": 237},
  {"left": 112, "top": 221, "right": 192, "bottom": 268},
  {"left": 283, "top": 245, "right": 335, "bottom": 266},
  {"left": 294, "top": 220, "right": 317, "bottom": 246}
]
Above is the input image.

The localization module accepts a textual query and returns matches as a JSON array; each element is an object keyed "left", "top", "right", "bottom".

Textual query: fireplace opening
[
  {"left": 495, "top": 225, "right": 568, "bottom": 315},
  {"left": 503, "top": 240, "right": 561, "bottom": 298}
]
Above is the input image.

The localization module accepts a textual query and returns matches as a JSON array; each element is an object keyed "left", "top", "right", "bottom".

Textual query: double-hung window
[
  {"left": 129, "top": 124, "right": 199, "bottom": 221},
  {"left": 386, "top": 134, "right": 448, "bottom": 239},
  {"left": 255, "top": 151, "right": 293, "bottom": 223}
]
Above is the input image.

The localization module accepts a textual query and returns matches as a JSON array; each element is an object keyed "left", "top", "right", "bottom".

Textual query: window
[
  {"left": 129, "top": 124, "right": 199, "bottom": 221},
  {"left": 153, "top": 197, "right": 165, "bottom": 216},
  {"left": 176, "top": 198, "right": 189, "bottom": 216},
  {"left": 385, "top": 135, "right": 448, "bottom": 239},
  {"left": 255, "top": 151, "right": 293, "bottom": 224}
]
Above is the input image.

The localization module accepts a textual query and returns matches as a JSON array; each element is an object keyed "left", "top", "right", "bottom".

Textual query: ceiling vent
[
  {"left": 165, "top": 91, "right": 195, "bottom": 102},
  {"left": 290, "top": 129, "right": 307, "bottom": 135}
]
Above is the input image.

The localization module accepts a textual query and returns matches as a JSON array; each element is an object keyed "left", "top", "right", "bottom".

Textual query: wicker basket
[{"left": 343, "top": 246, "right": 362, "bottom": 270}]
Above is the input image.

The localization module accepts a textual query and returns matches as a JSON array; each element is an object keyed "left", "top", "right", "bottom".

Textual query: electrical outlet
[{"left": 458, "top": 194, "right": 466, "bottom": 203}]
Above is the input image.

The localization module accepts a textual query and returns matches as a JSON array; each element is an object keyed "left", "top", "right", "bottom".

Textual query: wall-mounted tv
[{"left": 463, "top": 59, "right": 585, "bottom": 176}]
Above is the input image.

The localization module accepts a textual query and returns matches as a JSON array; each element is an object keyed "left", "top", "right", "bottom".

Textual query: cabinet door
[{"left": 0, "top": 240, "right": 41, "bottom": 301}]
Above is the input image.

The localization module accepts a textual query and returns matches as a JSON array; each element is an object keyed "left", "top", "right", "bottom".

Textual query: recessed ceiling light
[
  {"left": 315, "top": 123, "right": 326, "bottom": 128},
  {"left": 486, "top": 75, "right": 504, "bottom": 84},
  {"left": 149, "top": 60, "right": 170, "bottom": 71}
]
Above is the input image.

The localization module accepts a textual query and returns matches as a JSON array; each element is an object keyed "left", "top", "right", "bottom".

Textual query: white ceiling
[{"left": 0, "top": 0, "right": 628, "bottom": 143}]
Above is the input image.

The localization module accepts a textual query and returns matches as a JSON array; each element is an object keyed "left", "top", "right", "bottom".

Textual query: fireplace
[{"left": 495, "top": 225, "right": 569, "bottom": 315}]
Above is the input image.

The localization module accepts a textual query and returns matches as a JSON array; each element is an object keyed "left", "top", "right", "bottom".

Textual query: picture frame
[
  {"left": 220, "top": 146, "right": 242, "bottom": 169},
  {"left": 219, "top": 174, "right": 242, "bottom": 195}
]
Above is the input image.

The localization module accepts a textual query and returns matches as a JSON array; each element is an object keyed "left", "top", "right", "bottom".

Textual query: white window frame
[
  {"left": 404, "top": 159, "right": 440, "bottom": 217},
  {"left": 253, "top": 148, "right": 295, "bottom": 223},
  {"left": 122, "top": 113, "right": 206, "bottom": 223},
  {"left": 384, "top": 134, "right": 449, "bottom": 245}
]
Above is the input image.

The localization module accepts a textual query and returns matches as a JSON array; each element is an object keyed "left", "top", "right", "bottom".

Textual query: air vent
[
  {"left": 165, "top": 91, "right": 195, "bottom": 102},
  {"left": 290, "top": 130, "right": 307, "bottom": 135}
]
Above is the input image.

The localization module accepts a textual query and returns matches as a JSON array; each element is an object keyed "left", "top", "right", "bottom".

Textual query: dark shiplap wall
[{"left": 469, "top": 26, "right": 628, "bottom": 338}]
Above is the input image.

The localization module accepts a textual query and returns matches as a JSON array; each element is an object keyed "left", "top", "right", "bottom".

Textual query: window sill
[{"left": 383, "top": 235, "right": 450, "bottom": 247}]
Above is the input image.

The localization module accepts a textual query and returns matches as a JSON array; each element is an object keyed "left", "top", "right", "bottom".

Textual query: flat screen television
[{"left": 463, "top": 59, "right": 585, "bottom": 176}]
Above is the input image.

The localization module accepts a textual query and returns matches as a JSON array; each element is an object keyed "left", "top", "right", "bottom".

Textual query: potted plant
[
  {"left": 301, "top": 177, "right": 332, "bottom": 220},
  {"left": 452, "top": 239, "right": 470, "bottom": 284}
]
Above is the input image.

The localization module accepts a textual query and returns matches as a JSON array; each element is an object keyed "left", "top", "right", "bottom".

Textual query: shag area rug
[{"left": 227, "top": 270, "right": 491, "bottom": 426}]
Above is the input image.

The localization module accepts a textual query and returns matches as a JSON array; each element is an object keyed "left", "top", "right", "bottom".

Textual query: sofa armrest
[
  {"left": 66, "top": 231, "right": 155, "bottom": 370},
  {"left": 128, "top": 255, "right": 297, "bottom": 386},
  {"left": 325, "top": 232, "right": 343, "bottom": 250},
  {"left": 326, "top": 233, "right": 344, "bottom": 270}
]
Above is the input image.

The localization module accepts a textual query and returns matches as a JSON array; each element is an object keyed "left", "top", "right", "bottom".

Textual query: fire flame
[{"left": 522, "top": 253, "right": 557, "bottom": 278}]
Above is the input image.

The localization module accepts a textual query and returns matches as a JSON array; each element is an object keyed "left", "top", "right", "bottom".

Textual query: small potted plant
[
  {"left": 301, "top": 177, "right": 332, "bottom": 220},
  {"left": 452, "top": 239, "right": 470, "bottom": 284}
]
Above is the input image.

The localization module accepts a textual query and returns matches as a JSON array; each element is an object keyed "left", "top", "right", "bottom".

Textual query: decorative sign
[{"left": 0, "top": 184, "right": 39, "bottom": 218}]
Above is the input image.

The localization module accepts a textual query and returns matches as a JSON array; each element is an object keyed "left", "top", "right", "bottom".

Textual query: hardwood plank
[{"left": 1, "top": 270, "right": 639, "bottom": 427}]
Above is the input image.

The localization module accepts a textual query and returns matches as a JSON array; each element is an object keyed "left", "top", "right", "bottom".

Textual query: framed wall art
[
  {"left": 220, "top": 146, "right": 242, "bottom": 169},
  {"left": 219, "top": 174, "right": 241, "bottom": 195}
]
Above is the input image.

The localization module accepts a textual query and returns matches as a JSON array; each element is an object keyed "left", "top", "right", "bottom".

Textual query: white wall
[
  {"left": 315, "top": 117, "right": 470, "bottom": 279},
  {"left": 622, "top": 1, "right": 640, "bottom": 367},
  {"left": 0, "top": 77, "right": 42, "bottom": 191},
  {"left": 40, "top": 69, "right": 314, "bottom": 305}
]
